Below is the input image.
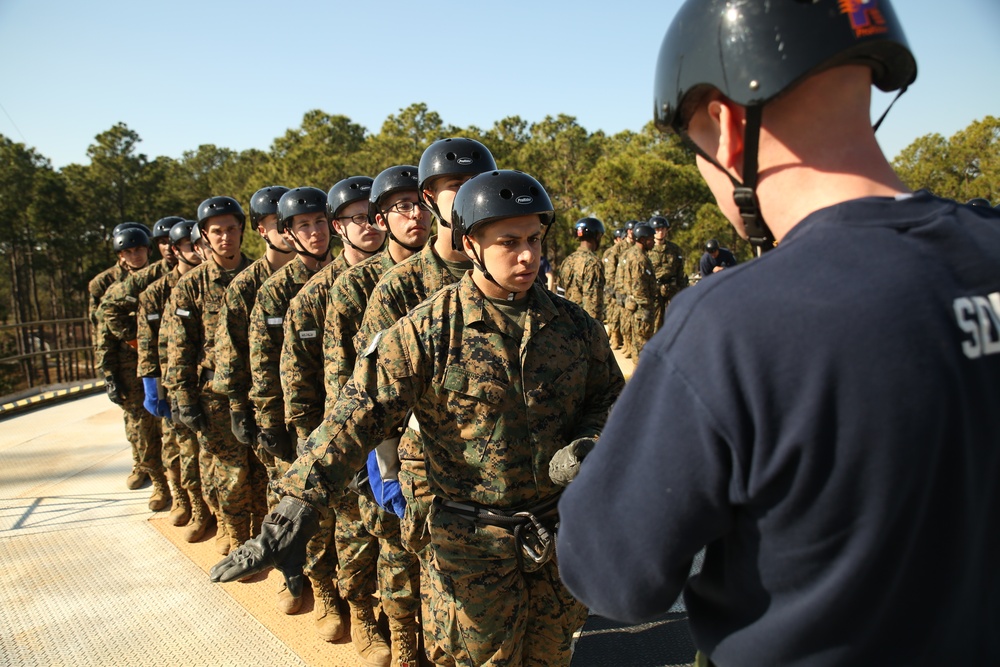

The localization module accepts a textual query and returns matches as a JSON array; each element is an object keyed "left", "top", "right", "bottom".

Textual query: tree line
[{"left": 1, "top": 105, "right": 997, "bottom": 327}]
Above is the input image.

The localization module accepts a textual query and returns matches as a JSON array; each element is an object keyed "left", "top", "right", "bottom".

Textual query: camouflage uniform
[
  {"left": 356, "top": 237, "right": 471, "bottom": 662},
  {"left": 163, "top": 254, "right": 263, "bottom": 549},
  {"left": 601, "top": 243, "right": 624, "bottom": 348},
  {"left": 88, "top": 263, "right": 127, "bottom": 378},
  {"left": 622, "top": 243, "right": 657, "bottom": 359},
  {"left": 282, "top": 252, "right": 351, "bottom": 441},
  {"left": 647, "top": 240, "right": 685, "bottom": 331},
  {"left": 322, "top": 250, "right": 421, "bottom": 631},
  {"left": 138, "top": 267, "right": 201, "bottom": 515},
  {"left": 101, "top": 259, "right": 172, "bottom": 481},
  {"left": 614, "top": 243, "right": 637, "bottom": 355},
  {"left": 95, "top": 262, "right": 164, "bottom": 485},
  {"left": 283, "top": 274, "right": 625, "bottom": 666},
  {"left": 556, "top": 246, "right": 605, "bottom": 321},
  {"left": 280, "top": 251, "right": 353, "bottom": 613}
]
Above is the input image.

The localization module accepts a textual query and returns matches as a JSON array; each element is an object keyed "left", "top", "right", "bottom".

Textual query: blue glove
[
  {"left": 158, "top": 395, "right": 171, "bottom": 420},
  {"left": 142, "top": 377, "right": 160, "bottom": 416},
  {"left": 367, "top": 451, "right": 406, "bottom": 518}
]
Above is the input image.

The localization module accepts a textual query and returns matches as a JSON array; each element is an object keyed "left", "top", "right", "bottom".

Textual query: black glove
[
  {"left": 549, "top": 437, "right": 597, "bottom": 486},
  {"left": 177, "top": 403, "right": 207, "bottom": 435},
  {"left": 209, "top": 496, "right": 317, "bottom": 596},
  {"left": 258, "top": 426, "right": 295, "bottom": 463},
  {"left": 105, "top": 375, "right": 125, "bottom": 405},
  {"left": 230, "top": 410, "right": 257, "bottom": 445}
]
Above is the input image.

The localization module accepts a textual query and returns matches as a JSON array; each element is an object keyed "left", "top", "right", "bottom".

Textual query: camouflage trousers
[
  {"left": 161, "top": 416, "right": 180, "bottom": 482},
  {"left": 425, "top": 504, "right": 587, "bottom": 667},
  {"left": 360, "top": 495, "right": 420, "bottom": 624},
  {"left": 332, "top": 493, "right": 379, "bottom": 603},
  {"left": 119, "top": 365, "right": 163, "bottom": 476},
  {"left": 171, "top": 418, "right": 205, "bottom": 503},
  {"left": 604, "top": 294, "right": 621, "bottom": 347},
  {"left": 629, "top": 307, "right": 655, "bottom": 359},
  {"left": 198, "top": 389, "right": 268, "bottom": 545}
]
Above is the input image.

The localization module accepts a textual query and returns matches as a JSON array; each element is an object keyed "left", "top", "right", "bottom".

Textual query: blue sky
[{"left": 1, "top": 0, "right": 997, "bottom": 170}]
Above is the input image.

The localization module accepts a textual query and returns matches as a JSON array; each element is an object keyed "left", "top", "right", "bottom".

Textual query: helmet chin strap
[
  {"left": 263, "top": 234, "right": 294, "bottom": 255},
  {"left": 176, "top": 251, "right": 199, "bottom": 267},
  {"left": 386, "top": 228, "right": 426, "bottom": 254},
  {"left": 340, "top": 226, "right": 381, "bottom": 257}
]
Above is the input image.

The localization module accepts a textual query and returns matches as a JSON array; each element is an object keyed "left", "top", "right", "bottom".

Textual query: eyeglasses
[
  {"left": 336, "top": 213, "right": 371, "bottom": 226},
  {"left": 384, "top": 200, "right": 429, "bottom": 216}
]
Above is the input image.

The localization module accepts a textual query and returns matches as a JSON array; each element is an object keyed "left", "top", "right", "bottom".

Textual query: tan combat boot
[
  {"left": 126, "top": 467, "right": 148, "bottom": 490},
  {"left": 168, "top": 482, "right": 191, "bottom": 527},
  {"left": 147, "top": 470, "right": 171, "bottom": 512},
  {"left": 312, "top": 578, "right": 345, "bottom": 641},
  {"left": 349, "top": 599, "right": 391, "bottom": 667},
  {"left": 388, "top": 617, "right": 420, "bottom": 667},
  {"left": 183, "top": 493, "right": 214, "bottom": 543},
  {"left": 215, "top": 520, "right": 231, "bottom": 556},
  {"left": 275, "top": 580, "right": 302, "bottom": 615}
]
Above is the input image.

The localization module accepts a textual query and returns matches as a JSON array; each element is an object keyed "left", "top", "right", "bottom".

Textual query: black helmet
[
  {"left": 249, "top": 186, "right": 290, "bottom": 226},
  {"left": 326, "top": 176, "right": 374, "bottom": 221},
  {"left": 190, "top": 223, "right": 203, "bottom": 246},
  {"left": 614, "top": 228, "right": 625, "bottom": 240},
  {"left": 197, "top": 196, "right": 246, "bottom": 228},
  {"left": 277, "top": 187, "right": 329, "bottom": 233},
  {"left": 451, "top": 170, "right": 554, "bottom": 252},
  {"left": 169, "top": 219, "right": 198, "bottom": 246},
  {"left": 633, "top": 222, "right": 654, "bottom": 240},
  {"left": 113, "top": 226, "right": 151, "bottom": 252},
  {"left": 966, "top": 197, "right": 992, "bottom": 208},
  {"left": 648, "top": 215, "right": 670, "bottom": 230},
  {"left": 574, "top": 217, "right": 605, "bottom": 239},
  {"left": 625, "top": 220, "right": 638, "bottom": 231},
  {"left": 112, "top": 221, "right": 149, "bottom": 237},
  {"left": 153, "top": 216, "right": 184, "bottom": 240},
  {"left": 705, "top": 238, "right": 720, "bottom": 253},
  {"left": 369, "top": 165, "right": 420, "bottom": 222},
  {"left": 418, "top": 138, "right": 498, "bottom": 221},
  {"left": 418, "top": 138, "right": 497, "bottom": 191},
  {"left": 653, "top": 0, "right": 917, "bottom": 134}
]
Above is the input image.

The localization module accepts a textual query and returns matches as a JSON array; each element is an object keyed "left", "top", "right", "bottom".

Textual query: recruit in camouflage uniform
[
  {"left": 289, "top": 269, "right": 625, "bottom": 666},
  {"left": 601, "top": 232, "right": 625, "bottom": 349},
  {"left": 320, "top": 165, "right": 431, "bottom": 664},
  {"left": 164, "top": 197, "right": 259, "bottom": 554},
  {"left": 556, "top": 217, "right": 606, "bottom": 322},
  {"left": 101, "top": 256, "right": 173, "bottom": 508},
  {"left": 250, "top": 185, "right": 345, "bottom": 639},
  {"left": 622, "top": 224, "right": 658, "bottom": 360},
  {"left": 646, "top": 215, "right": 686, "bottom": 332},
  {"left": 613, "top": 228, "right": 638, "bottom": 354},
  {"left": 280, "top": 176, "right": 384, "bottom": 647}
]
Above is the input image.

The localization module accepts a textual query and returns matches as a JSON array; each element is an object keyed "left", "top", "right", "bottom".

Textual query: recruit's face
[
  {"left": 118, "top": 245, "right": 149, "bottom": 270},
  {"left": 285, "top": 211, "right": 330, "bottom": 257},
  {"left": 424, "top": 174, "right": 475, "bottom": 226},
  {"left": 467, "top": 215, "right": 542, "bottom": 300},
  {"left": 258, "top": 214, "right": 293, "bottom": 252},
  {"left": 377, "top": 190, "right": 431, "bottom": 248},
  {"left": 156, "top": 237, "right": 176, "bottom": 264},
  {"left": 333, "top": 199, "right": 385, "bottom": 253},
  {"left": 204, "top": 215, "right": 243, "bottom": 257}
]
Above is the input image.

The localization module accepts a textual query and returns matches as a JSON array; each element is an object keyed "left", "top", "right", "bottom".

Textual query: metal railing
[{"left": 0, "top": 318, "right": 97, "bottom": 398}]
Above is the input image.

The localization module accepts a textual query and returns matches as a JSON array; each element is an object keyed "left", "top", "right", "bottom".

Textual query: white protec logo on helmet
[
  {"left": 516, "top": 195, "right": 533, "bottom": 205},
  {"left": 457, "top": 157, "right": 473, "bottom": 165}
]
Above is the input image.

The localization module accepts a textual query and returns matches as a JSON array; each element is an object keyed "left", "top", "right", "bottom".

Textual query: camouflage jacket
[
  {"left": 281, "top": 252, "right": 352, "bottom": 440},
  {"left": 88, "top": 262, "right": 124, "bottom": 330},
  {"left": 163, "top": 254, "right": 251, "bottom": 407},
  {"left": 279, "top": 273, "right": 625, "bottom": 511},
  {"left": 623, "top": 245, "right": 657, "bottom": 310},
  {"left": 356, "top": 238, "right": 466, "bottom": 354},
  {"left": 556, "top": 246, "right": 605, "bottom": 321},
  {"left": 648, "top": 240, "right": 686, "bottom": 299},
  {"left": 136, "top": 267, "right": 181, "bottom": 377},
  {"left": 248, "top": 259, "right": 318, "bottom": 430},
  {"left": 212, "top": 257, "right": 276, "bottom": 412},
  {"left": 322, "top": 251, "right": 396, "bottom": 411},
  {"left": 614, "top": 244, "right": 637, "bottom": 296},
  {"left": 602, "top": 244, "right": 622, "bottom": 297},
  {"left": 101, "top": 259, "right": 172, "bottom": 344}
]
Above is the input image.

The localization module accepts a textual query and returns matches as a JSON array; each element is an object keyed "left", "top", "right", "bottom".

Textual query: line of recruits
[{"left": 88, "top": 137, "right": 627, "bottom": 667}]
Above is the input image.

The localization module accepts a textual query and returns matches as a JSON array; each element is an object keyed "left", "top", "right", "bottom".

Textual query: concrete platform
[{"left": 0, "top": 382, "right": 694, "bottom": 667}]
